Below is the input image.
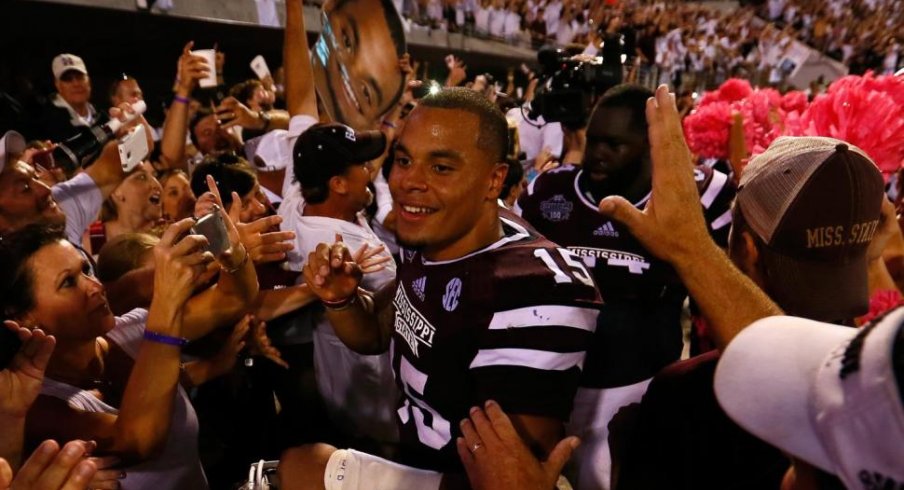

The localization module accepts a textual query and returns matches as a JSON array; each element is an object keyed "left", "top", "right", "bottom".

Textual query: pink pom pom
[
  {"left": 686, "top": 80, "right": 802, "bottom": 159},
  {"left": 781, "top": 91, "right": 809, "bottom": 114},
  {"left": 791, "top": 72, "right": 904, "bottom": 180},
  {"left": 683, "top": 102, "right": 733, "bottom": 159},
  {"left": 718, "top": 79, "right": 754, "bottom": 103}
]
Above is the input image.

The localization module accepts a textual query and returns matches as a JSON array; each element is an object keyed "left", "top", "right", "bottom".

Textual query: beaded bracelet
[{"left": 144, "top": 330, "right": 188, "bottom": 347}]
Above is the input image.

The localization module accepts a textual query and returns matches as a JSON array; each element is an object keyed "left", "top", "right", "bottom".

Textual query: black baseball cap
[{"left": 292, "top": 123, "right": 386, "bottom": 189}]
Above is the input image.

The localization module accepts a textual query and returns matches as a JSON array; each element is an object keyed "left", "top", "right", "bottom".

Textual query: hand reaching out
[
  {"left": 85, "top": 455, "right": 124, "bottom": 490},
  {"left": 0, "top": 440, "right": 98, "bottom": 490},
  {"left": 215, "top": 97, "right": 263, "bottom": 131},
  {"left": 233, "top": 214, "right": 295, "bottom": 265},
  {"left": 598, "top": 85, "right": 712, "bottom": 266},
  {"left": 247, "top": 317, "right": 288, "bottom": 369},
  {"left": 152, "top": 218, "right": 216, "bottom": 308},
  {"left": 457, "top": 400, "right": 578, "bottom": 490},
  {"left": 202, "top": 175, "right": 248, "bottom": 270},
  {"left": 206, "top": 315, "right": 251, "bottom": 379},
  {"left": 352, "top": 243, "right": 391, "bottom": 274},
  {"left": 175, "top": 41, "right": 211, "bottom": 95},
  {"left": 0, "top": 324, "right": 55, "bottom": 420},
  {"left": 302, "top": 235, "right": 363, "bottom": 304}
]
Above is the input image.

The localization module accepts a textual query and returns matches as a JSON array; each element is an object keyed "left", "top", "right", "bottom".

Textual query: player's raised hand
[
  {"left": 598, "top": 85, "right": 713, "bottom": 266},
  {"left": 302, "top": 235, "right": 363, "bottom": 304}
]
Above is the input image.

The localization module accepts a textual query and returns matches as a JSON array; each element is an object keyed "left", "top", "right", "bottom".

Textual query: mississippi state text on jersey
[
  {"left": 391, "top": 217, "right": 602, "bottom": 472},
  {"left": 516, "top": 164, "right": 735, "bottom": 387}
]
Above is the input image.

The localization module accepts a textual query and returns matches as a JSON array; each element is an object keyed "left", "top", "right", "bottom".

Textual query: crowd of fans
[
  {"left": 761, "top": 0, "right": 903, "bottom": 75},
  {"left": 1, "top": 0, "right": 903, "bottom": 490},
  {"left": 388, "top": 0, "right": 903, "bottom": 92}
]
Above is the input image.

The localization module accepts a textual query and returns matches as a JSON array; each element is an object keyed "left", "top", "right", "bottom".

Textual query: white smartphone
[
  {"left": 118, "top": 124, "right": 149, "bottom": 172},
  {"left": 250, "top": 55, "right": 271, "bottom": 80}
]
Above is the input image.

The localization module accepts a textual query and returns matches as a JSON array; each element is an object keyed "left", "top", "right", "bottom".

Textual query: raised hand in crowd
[
  {"left": 302, "top": 235, "right": 364, "bottom": 305},
  {"left": 0, "top": 326, "right": 55, "bottom": 469},
  {"left": 215, "top": 97, "right": 267, "bottom": 132},
  {"left": 445, "top": 55, "right": 468, "bottom": 88},
  {"left": 457, "top": 401, "right": 579, "bottom": 490},
  {"left": 249, "top": 241, "right": 391, "bottom": 324},
  {"left": 181, "top": 315, "right": 251, "bottom": 388},
  {"left": 247, "top": 316, "right": 288, "bottom": 369},
  {"left": 599, "top": 85, "right": 781, "bottom": 349},
  {"left": 0, "top": 440, "right": 97, "bottom": 490},
  {"left": 214, "top": 190, "right": 295, "bottom": 264},
  {"left": 0, "top": 326, "right": 55, "bottom": 423},
  {"left": 79, "top": 103, "right": 153, "bottom": 199},
  {"left": 159, "top": 41, "right": 211, "bottom": 171}
]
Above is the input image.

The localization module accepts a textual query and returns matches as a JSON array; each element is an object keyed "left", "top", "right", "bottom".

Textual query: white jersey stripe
[
  {"left": 700, "top": 170, "right": 728, "bottom": 208},
  {"left": 487, "top": 305, "right": 598, "bottom": 332},
  {"left": 711, "top": 208, "right": 733, "bottom": 230},
  {"left": 400, "top": 356, "right": 429, "bottom": 394},
  {"left": 470, "top": 348, "right": 585, "bottom": 371}
]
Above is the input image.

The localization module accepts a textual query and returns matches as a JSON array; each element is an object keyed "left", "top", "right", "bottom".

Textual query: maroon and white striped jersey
[
  {"left": 391, "top": 216, "right": 602, "bottom": 472},
  {"left": 516, "top": 164, "right": 736, "bottom": 387}
]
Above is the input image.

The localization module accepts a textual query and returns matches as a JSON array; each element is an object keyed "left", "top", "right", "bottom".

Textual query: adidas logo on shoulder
[
  {"left": 593, "top": 222, "right": 619, "bottom": 237},
  {"left": 412, "top": 276, "right": 427, "bottom": 301}
]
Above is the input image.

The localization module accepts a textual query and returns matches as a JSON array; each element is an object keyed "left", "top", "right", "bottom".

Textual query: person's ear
[
  {"left": 329, "top": 175, "right": 348, "bottom": 196},
  {"left": 487, "top": 162, "right": 509, "bottom": 201},
  {"left": 739, "top": 230, "right": 762, "bottom": 279},
  {"left": 54, "top": 79, "right": 63, "bottom": 94}
]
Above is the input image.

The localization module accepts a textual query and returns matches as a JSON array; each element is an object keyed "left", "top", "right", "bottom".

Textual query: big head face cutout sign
[{"left": 312, "top": 0, "right": 407, "bottom": 130}]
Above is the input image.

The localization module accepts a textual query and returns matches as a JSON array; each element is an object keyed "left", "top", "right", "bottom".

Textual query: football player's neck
[{"left": 423, "top": 206, "right": 503, "bottom": 262}]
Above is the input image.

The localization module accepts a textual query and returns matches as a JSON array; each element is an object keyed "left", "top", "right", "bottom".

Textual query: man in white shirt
[
  {"left": 279, "top": 122, "right": 400, "bottom": 446},
  {"left": 544, "top": 0, "right": 562, "bottom": 40},
  {"left": 277, "top": 0, "right": 400, "bottom": 448}
]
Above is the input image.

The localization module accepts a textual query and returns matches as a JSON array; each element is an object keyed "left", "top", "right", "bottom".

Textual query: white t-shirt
[
  {"left": 504, "top": 11, "right": 521, "bottom": 38},
  {"left": 489, "top": 7, "right": 507, "bottom": 37},
  {"left": 290, "top": 199, "right": 399, "bottom": 444},
  {"left": 544, "top": 0, "right": 562, "bottom": 37},
  {"left": 52, "top": 172, "right": 103, "bottom": 245},
  {"left": 474, "top": 6, "right": 490, "bottom": 34},
  {"left": 41, "top": 309, "right": 208, "bottom": 490}
]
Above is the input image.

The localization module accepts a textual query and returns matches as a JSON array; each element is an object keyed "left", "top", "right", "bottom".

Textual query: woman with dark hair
[
  {"left": 190, "top": 156, "right": 272, "bottom": 224},
  {"left": 0, "top": 201, "right": 253, "bottom": 489},
  {"left": 158, "top": 169, "right": 197, "bottom": 223}
]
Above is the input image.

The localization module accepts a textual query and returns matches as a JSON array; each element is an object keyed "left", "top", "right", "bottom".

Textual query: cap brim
[
  {"left": 56, "top": 67, "right": 88, "bottom": 79},
  {"left": 249, "top": 129, "right": 291, "bottom": 171},
  {"left": 761, "top": 246, "right": 869, "bottom": 322},
  {"left": 0, "top": 130, "right": 26, "bottom": 173},
  {"left": 349, "top": 130, "right": 386, "bottom": 163},
  {"left": 714, "top": 316, "right": 857, "bottom": 473}
]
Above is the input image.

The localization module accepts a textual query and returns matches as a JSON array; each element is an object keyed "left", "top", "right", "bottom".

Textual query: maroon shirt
[
  {"left": 392, "top": 216, "right": 602, "bottom": 472},
  {"left": 517, "top": 165, "right": 736, "bottom": 387}
]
